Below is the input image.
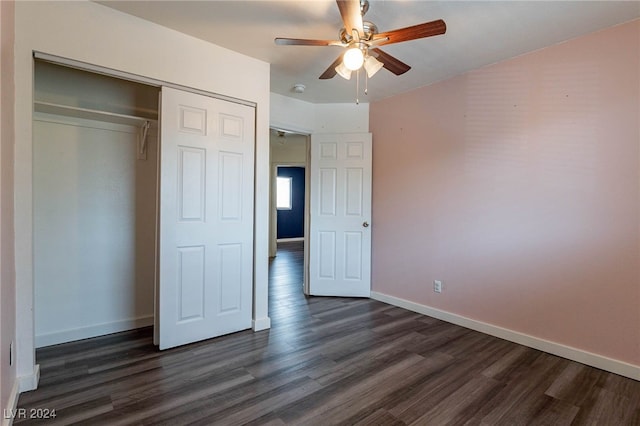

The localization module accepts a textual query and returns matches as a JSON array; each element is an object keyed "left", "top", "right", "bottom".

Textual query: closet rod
[
  {"left": 35, "top": 101, "right": 155, "bottom": 160},
  {"left": 34, "top": 101, "right": 157, "bottom": 127}
]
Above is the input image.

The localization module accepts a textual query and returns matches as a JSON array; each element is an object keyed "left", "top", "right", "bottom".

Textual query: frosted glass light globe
[{"left": 343, "top": 47, "right": 364, "bottom": 71}]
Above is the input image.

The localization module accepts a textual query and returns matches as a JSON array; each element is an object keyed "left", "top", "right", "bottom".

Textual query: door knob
[{"left": 363, "top": 221, "right": 369, "bottom": 228}]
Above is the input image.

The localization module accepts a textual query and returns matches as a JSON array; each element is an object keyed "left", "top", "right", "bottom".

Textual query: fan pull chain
[
  {"left": 365, "top": 70, "right": 368, "bottom": 96},
  {"left": 356, "top": 69, "right": 360, "bottom": 105}
]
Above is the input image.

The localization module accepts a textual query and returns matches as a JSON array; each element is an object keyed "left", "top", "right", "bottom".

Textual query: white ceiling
[{"left": 99, "top": 1, "right": 640, "bottom": 104}]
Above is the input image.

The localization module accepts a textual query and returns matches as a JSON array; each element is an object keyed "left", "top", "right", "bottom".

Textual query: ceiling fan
[{"left": 275, "top": 0, "right": 446, "bottom": 81}]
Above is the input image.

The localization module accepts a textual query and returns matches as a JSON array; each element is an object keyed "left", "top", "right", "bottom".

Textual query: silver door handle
[{"left": 363, "top": 221, "right": 369, "bottom": 228}]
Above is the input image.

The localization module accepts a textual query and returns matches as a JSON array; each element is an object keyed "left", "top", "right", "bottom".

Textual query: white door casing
[
  {"left": 158, "top": 87, "right": 255, "bottom": 350},
  {"left": 309, "top": 133, "right": 372, "bottom": 297}
]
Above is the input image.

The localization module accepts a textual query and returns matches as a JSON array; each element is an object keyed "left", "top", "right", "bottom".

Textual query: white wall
[
  {"left": 33, "top": 116, "right": 157, "bottom": 347},
  {"left": 14, "top": 0, "right": 271, "bottom": 389},
  {"left": 270, "top": 92, "right": 370, "bottom": 134},
  {"left": 270, "top": 94, "right": 315, "bottom": 134}
]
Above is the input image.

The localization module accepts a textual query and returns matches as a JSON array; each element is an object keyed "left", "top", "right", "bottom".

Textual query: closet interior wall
[{"left": 33, "top": 61, "right": 160, "bottom": 347}]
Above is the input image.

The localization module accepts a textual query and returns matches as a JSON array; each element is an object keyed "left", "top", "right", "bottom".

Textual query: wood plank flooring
[{"left": 16, "top": 241, "right": 640, "bottom": 425}]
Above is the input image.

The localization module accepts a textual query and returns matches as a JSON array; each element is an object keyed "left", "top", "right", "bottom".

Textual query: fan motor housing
[{"left": 339, "top": 21, "right": 378, "bottom": 43}]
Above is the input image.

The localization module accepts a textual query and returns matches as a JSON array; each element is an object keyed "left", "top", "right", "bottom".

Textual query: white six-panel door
[
  {"left": 309, "top": 133, "right": 372, "bottom": 297},
  {"left": 158, "top": 87, "right": 254, "bottom": 350}
]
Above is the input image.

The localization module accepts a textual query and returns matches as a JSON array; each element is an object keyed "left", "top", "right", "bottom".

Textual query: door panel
[
  {"left": 310, "top": 133, "right": 372, "bottom": 297},
  {"left": 319, "top": 168, "right": 337, "bottom": 215},
  {"left": 346, "top": 168, "right": 363, "bottom": 215},
  {"left": 219, "top": 243, "right": 243, "bottom": 313},
  {"left": 177, "top": 246, "right": 205, "bottom": 322},
  {"left": 158, "top": 87, "right": 254, "bottom": 350},
  {"left": 178, "top": 147, "right": 205, "bottom": 221}
]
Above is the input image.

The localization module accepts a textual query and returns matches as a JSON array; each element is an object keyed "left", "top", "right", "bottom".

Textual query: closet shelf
[{"left": 34, "top": 101, "right": 157, "bottom": 127}]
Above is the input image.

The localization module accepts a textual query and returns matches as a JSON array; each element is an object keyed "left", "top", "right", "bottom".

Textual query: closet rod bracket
[{"left": 137, "top": 121, "right": 151, "bottom": 160}]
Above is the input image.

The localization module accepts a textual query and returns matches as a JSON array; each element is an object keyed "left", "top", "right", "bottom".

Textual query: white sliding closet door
[{"left": 158, "top": 87, "right": 255, "bottom": 350}]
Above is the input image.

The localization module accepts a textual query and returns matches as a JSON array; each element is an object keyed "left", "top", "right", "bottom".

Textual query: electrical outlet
[
  {"left": 433, "top": 280, "right": 443, "bottom": 293},
  {"left": 9, "top": 341, "right": 13, "bottom": 366}
]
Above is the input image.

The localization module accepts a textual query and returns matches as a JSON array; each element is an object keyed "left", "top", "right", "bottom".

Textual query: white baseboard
[
  {"left": 252, "top": 316, "right": 271, "bottom": 332},
  {"left": 17, "top": 364, "right": 40, "bottom": 393},
  {"left": 2, "top": 379, "right": 20, "bottom": 426},
  {"left": 277, "top": 237, "right": 304, "bottom": 242},
  {"left": 2, "top": 365, "right": 41, "bottom": 426},
  {"left": 371, "top": 291, "right": 640, "bottom": 381},
  {"left": 35, "top": 316, "right": 154, "bottom": 348}
]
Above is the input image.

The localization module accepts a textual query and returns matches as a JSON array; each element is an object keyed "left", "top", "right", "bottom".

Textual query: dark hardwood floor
[{"left": 16, "top": 240, "right": 640, "bottom": 425}]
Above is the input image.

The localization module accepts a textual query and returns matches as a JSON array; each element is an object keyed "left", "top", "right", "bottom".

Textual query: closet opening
[{"left": 33, "top": 60, "right": 161, "bottom": 349}]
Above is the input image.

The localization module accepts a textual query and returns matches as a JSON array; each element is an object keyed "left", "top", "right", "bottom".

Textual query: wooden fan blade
[
  {"left": 374, "top": 19, "right": 446, "bottom": 46},
  {"left": 319, "top": 54, "right": 345, "bottom": 80},
  {"left": 337, "top": 0, "right": 364, "bottom": 37},
  {"left": 370, "top": 48, "right": 411, "bottom": 75},
  {"left": 275, "top": 38, "right": 336, "bottom": 46}
]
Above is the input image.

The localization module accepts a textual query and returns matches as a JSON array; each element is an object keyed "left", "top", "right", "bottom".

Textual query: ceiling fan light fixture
[
  {"left": 343, "top": 47, "right": 364, "bottom": 71},
  {"left": 335, "top": 62, "right": 352, "bottom": 80},
  {"left": 364, "top": 55, "right": 383, "bottom": 77}
]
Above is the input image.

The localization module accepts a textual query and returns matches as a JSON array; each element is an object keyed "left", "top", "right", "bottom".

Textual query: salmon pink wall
[
  {"left": 370, "top": 20, "right": 640, "bottom": 366},
  {"left": 1, "top": 0, "right": 17, "bottom": 412}
]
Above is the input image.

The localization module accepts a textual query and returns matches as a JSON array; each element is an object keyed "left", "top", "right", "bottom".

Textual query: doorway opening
[
  {"left": 269, "top": 128, "right": 310, "bottom": 297},
  {"left": 276, "top": 166, "right": 305, "bottom": 241}
]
